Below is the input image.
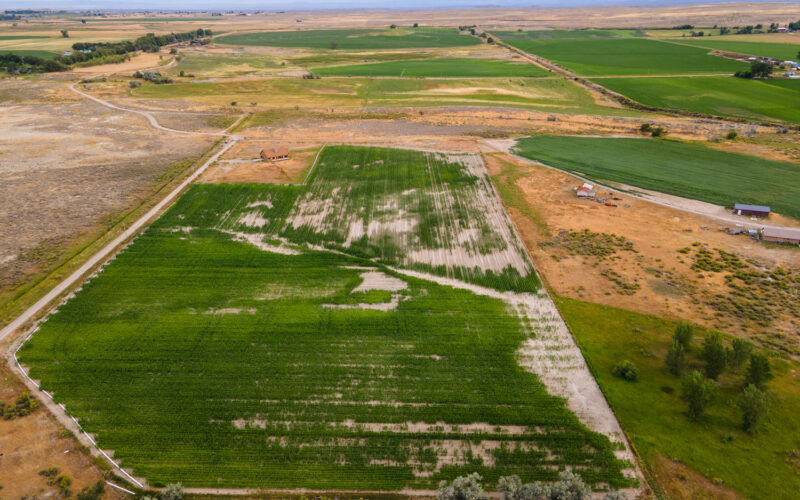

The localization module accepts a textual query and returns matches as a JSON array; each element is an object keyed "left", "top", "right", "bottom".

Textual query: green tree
[
  {"left": 613, "top": 360, "right": 640, "bottom": 381},
  {"left": 665, "top": 339, "right": 686, "bottom": 376},
  {"left": 701, "top": 331, "right": 726, "bottom": 380},
  {"left": 746, "top": 353, "right": 773, "bottom": 389},
  {"left": 728, "top": 338, "right": 753, "bottom": 371},
  {"left": 738, "top": 384, "right": 767, "bottom": 434},
  {"left": 61, "top": 29, "right": 69, "bottom": 38},
  {"left": 674, "top": 322, "right": 694, "bottom": 350},
  {"left": 497, "top": 471, "right": 592, "bottom": 500},
  {"left": 438, "top": 473, "right": 487, "bottom": 500},
  {"left": 682, "top": 370, "right": 716, "bottom": 421}
]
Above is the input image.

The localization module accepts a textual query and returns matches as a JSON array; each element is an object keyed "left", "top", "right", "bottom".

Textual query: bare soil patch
[
  {"left": 650, "top": 454, "right": 744, "bottom": 500},
  {"left": 200, "top": 145, "right": 319, "bottom": 184}
]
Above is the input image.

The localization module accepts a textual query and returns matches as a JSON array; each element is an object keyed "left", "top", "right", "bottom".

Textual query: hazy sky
[{"left": 1, "top": 0, "right": 786, "bottom": 11}]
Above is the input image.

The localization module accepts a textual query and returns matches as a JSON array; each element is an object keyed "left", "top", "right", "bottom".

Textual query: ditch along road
[{"left": 0, "top": 81, "right": 243, "bottom": 488}]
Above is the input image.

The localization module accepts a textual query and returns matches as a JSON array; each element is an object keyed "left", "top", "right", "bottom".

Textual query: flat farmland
[
  {"left": 18, "top": 148, "right": 636, "bottom": 490},
  {"left": 498, "top": 35, "right": 748, "bottom": 75},
  {"left": 592, "top": 75, "right": 800, "bottom": 125},
  {"left": 312, "top": 58, "right": 548, "bottom": 77},
  {"left": 215, "top": 28, "right": 480, "bottom": 49},
  {"left": 673, "top": 38, "right": 800, "bottom": 61},
  {"left": 130, "top": 76, "right": 632, "bottom": 115},
  {"left": 513, "top": 136, "right": 800, "bottom": 219}
]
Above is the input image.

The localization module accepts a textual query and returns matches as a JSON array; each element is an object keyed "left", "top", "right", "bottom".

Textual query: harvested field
[{"left": 200, "top": 144, "right": 320, "bottom": 184}]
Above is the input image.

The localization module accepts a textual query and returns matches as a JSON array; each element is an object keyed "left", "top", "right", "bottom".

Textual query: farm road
[{"left": 483, "top": 138, "right": 800, "bottom": 231}]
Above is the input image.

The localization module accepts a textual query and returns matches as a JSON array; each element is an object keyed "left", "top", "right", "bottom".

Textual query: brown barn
[
  {"left": 733, "top": 204, "right": 770, "bottom": 217},
  {"left": 260, "top": 146, "right": 290, "bottom": 162},
  {"left": 762, "top": 227, "right": 800, "bottom": 245}
]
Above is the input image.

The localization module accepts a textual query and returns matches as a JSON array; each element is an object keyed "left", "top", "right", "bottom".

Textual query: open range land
[{"left": 1, "top": 4, "right": 800, "bottom": 499}]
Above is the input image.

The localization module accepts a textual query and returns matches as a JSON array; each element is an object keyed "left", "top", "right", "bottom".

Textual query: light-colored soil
[
  {"left": 69, "top": 51, "right": 168, "bottom": 75},
  {"left": 483, "top": 152, "right": 800, "bottom": 343},
  {"left": 200, "top": 144, "right": 319, "bottom": 184}
]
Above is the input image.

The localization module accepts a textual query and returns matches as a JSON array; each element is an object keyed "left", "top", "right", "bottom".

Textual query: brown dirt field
[
  {"left": 650, "top": 454, "right": 743, "bottom": 500},
  {"left": 0, "top": 79, "right": 213, "bottom": 302},
  {"left": 484, "top": 152, "right": 800, "bottom": 351},
  {"left": 69, "top": 51, "right": 169, "bottom": 75},
  {"left": 0, "top": 364, "right": 123, "bottom": 499},
  {"left": 200, "top": 146, "right": 319, "bottom": 184}
]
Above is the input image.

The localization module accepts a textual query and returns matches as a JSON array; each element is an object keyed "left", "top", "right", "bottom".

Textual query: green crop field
[
  {"left": 513, "top": 136, "right": 800, "bottom": 219},
  {"left": 495, "top": 29, "right": 637, "bottom": 40},
  {"left": 558, "top": 297, "right": 800, "bottom": 499},
  {"left": 215, "top": 28, "right": 480, "bottom": 49},
  {"left": 669, "top": 39, "right": 800, "bottom": 61},
  {"left": 18, "top": 149, "right": 634, "bottom": 489},
  {"left": 592, "top": 75, "right": 800, "bottom": 124},
  {"left": 312, "top": 58, "right": 548, "bottom": 77},
  {"left": 498, "top": 36, "right": 748, "bottom": 75}
]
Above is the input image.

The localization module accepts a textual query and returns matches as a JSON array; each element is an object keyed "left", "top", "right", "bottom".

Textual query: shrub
[
  {"left": 682, "top": 370, "right": 716, "bottom": 421},
  {"left": 129, "top": 80, "right": 142, "bottom": 88},
  {"left": 738, "top": 384, "right": 767, "bottom": 433},
  {"left": 438, "top": 473, "right": 487, "bottom": 500},
  {"left": 77, "top": 481, "right": 105, "bottom": 500},
  {"left": 746, "top": 353, "right": 773, "bottom": 389},
  {"left": 613, "top": 360, "right": 640, "bottom": 381},
  {"left": 179, "top": 70, "right": 185, "bottom": 77},
  {"left": 726, "top": 130, "right": 738, "bottom": 140},
  {"left": 651, "top": 126, "right": 666, "bottom": 137},
  {"left": 701, "top": 331, "right": 726, "bottom": 380},
  {"left": 674, "top": 323, "right": 693, "bottom": 350},
  {"left": 666, "top": 339, "right": 686, "bottom": 376},
  {"left": 162, "top": 483, "right": 184, "bottom": 500},
  {"left": 639, "top": 123, "right": 652, "bottom": 133}
]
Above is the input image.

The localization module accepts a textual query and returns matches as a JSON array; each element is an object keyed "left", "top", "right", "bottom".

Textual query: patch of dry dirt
[
  {"left": 200, "top": 144, "right": 319, "bottom": 184},
  {"left": 650, "top": 454, "right": 744, "bottom": 500}
]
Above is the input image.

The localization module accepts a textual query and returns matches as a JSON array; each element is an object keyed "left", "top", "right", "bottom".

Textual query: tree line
[{"left": 0, "top": 28, "right": 211, "bottom": 75}]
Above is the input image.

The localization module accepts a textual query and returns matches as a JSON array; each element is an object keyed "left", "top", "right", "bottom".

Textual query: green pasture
[
  {"left": 559, "top": 297, "right": 800, "bottom": 499},
  {"left": 500, "top": 37, "right": 747, "bottom": 75},
  {"left": 18, "top": 181, "right": 630, "bottom": 490},
  {"left": 215, "top": 27, "right": 480, "bottom": 49},
  {"left": 312, "top": 58, "right": 548, "bottom": 77},
  {"left": 513, "top": 136, "right": 800, "bottom": 219},
  {"left": 592, "top": 75, "right": 800, "bottom": 124},
  {"left": 672, "top": 39, "right": 800, "bottom": 61}
]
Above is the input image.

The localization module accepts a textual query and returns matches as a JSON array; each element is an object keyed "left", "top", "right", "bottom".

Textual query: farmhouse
[
  {"left": 733, "top": 203, "right": 770, "bottom": 217},
  {"left": 762, "top": 227, "right": 800, "bottom": 245},
  {"left": 260, "top": 146, "right": 290, "bottom": 162}
]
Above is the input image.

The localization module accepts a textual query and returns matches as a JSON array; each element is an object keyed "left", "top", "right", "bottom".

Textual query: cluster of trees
[
  {"left": 132, "top": 70, "right": 173, "bottom": 84},
  {"left": 734, "top": 60, "right": 773, "bottom": 79},
  {"left": 790, "top": 20, "right": 800, "bottom": 31},
  {"left": 437, "top": 472, "right": 626, "bottom": 500},
  {"left": 639, "top": 123, "right": 666, "bottom": 137},
  {"left": 665, "top": 323, "right": 772, "bottom": 432},
  {"left": 0, "top": 52, "right": 68, "bottom": 74},
  {"left": 61, "top": 28, "right": 211, "bottom": 67}
]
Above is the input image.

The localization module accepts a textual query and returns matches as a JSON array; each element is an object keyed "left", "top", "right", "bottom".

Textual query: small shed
[
  {"left": 762, "top": 227, "right": 800, "bottom": 245},
  {"left": 733, "top": 204, "right": 770, "bottom": 217},
  {"left": 576, "top": 187, "right": 595, "bottom": 198},
  {"left": 260, "top": 146, "right": 290, "bottom": 162}
]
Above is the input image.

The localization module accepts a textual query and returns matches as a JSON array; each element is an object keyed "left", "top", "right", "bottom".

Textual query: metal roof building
[
  {"left": 762, "top": 227, "right": 800, "bottom": 245},
  {"left": 733, "top": 204, "right": 771, "bottom": 217}
]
